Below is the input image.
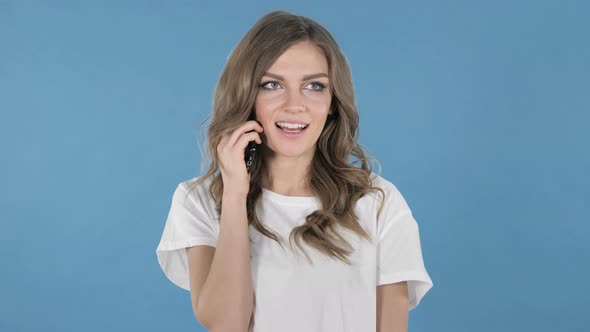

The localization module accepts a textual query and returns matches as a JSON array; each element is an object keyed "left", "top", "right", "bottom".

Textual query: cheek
[
  {"left": 254, "top": 105, "right": 276, "bottom": 137},
  {"left": 254, "top": 100, "right": 271, "bottom": 122},
  {"left": 305, "top": 92, "right": 331, "bottom": 110},
  {"left": 304, "top": 90, "right": 331, "bottom": 102},
  {"left": 309, "top": 97, "right": 332, "bottom": 119},
  {"left": 256, "top": 94, "right": 282, "bottom": 109}
]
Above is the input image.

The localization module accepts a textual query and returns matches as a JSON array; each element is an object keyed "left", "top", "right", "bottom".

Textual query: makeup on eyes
[{"left": 258, "top": 81, "right": 326, "bottom": 91}]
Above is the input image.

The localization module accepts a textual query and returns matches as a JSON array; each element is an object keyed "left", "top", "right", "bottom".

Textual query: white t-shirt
[{"left": 155, "top": 173, "right": 433, "bottom": 331}]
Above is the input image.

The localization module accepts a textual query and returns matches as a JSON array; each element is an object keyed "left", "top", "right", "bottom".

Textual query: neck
[{"left": 261, "top": 148, "right": 315, "bottom": 197}]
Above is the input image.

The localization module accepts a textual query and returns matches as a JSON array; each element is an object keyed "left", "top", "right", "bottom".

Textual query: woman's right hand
[{"left": 216, "top": 120, "right": 264, "bottom": 197}]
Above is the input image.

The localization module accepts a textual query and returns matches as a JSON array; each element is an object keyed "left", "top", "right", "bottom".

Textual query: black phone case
[{"left": 245, "top": 141, "right": 257, "bottom": 173}]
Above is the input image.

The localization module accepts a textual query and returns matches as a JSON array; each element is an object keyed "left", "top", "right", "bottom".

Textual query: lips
[
  {"left": 270, "top": 118, "right": 311, "bottom": 139},
  {"left": 275, "top": 122, "right": 309, "bottom": 138},
  {"left": 275, "top": 122, "right": 309, "bottom": 130},
  {"left": 274, "top": 119, "right": 310, "bottom": 126}
]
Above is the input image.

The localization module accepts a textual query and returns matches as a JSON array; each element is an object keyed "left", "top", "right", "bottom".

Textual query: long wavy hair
[{"left": 186, "top": 10, "right": 385, "bottom": 265}]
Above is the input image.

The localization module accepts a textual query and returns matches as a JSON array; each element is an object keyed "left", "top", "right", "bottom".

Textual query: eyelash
[{"left": 258, "top": 81, "right": 326, "bottom": 91}]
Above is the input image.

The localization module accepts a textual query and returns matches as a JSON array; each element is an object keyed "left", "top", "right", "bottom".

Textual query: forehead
[{"left": 266, "top": 41, "right": 328, "bottom": 76}]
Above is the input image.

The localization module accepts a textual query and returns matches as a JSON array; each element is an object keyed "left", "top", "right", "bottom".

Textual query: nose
[{"left": 284, "top": 89, "right": 306, "bottom": 112}]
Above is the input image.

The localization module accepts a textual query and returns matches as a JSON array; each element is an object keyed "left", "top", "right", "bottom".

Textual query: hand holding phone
[{"left": 216, "top": 119, "right": 262, "bottom": 196}]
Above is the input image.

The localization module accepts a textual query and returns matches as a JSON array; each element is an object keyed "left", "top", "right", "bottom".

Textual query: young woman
[{"left": 156, "top": 10, "right": 433, "bottom": 332}]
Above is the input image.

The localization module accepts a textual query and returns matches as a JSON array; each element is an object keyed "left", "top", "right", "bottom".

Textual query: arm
[
  {"left": 377, "top": 281, "right": 409, "bottom": 332},
  {"left": 192, "top": 193, "right": 254, "bottom": 331}
]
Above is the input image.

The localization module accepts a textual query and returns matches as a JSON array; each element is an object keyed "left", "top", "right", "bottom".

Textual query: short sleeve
[
  {"left": 376, "top": 182, "right": 433, "bottom": 311},
  {"left": 155, "top": 182, "right": 219, "bottom": 291}
]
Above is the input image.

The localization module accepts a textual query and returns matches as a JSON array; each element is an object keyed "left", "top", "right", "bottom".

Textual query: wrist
[{"left": 222, "top": 190, "right": 249, "bottom": 202}]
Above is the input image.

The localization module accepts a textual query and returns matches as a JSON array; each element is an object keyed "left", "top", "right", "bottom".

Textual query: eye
[
  {"left": 306, "top": 81, "right": 326, "bottom": 91},
  {"left": 258, "top": 81, "right": 281, "bottom": 90},
  {"left": 257, "top": 80, "right": 327, "bottom": 91}
]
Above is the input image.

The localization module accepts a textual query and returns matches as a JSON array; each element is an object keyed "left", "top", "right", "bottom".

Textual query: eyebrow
[{"left": 263, "top": 72, "right": 329, "bottom": 81}]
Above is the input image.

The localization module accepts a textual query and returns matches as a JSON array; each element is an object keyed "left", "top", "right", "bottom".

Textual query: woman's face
[{"left": 255, "top": 40, "right": 332, "bottom": 160}]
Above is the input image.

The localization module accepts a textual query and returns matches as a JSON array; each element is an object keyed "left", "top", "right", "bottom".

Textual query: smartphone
[
  {"left": 245, "top": 140, "right": 257, "bottom": 173},
  {"left": 245, "top": 114, "right": 260, "bottom": 173}
]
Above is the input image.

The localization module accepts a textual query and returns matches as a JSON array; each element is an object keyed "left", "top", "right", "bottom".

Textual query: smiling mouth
[{"left": 275, "top": 123, "right": 309, "bottom": 133}]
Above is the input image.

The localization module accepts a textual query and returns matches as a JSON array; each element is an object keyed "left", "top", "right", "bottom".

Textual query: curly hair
[{"left": 186, "top": 10, "right": 385, "bottom": 265}]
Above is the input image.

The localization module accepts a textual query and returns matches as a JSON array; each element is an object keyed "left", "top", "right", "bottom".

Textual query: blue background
[{"left": 1, "top": 1, "right": 588, "bottom": 331}]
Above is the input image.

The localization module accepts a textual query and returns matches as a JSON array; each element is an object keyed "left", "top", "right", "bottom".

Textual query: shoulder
[
  {"left": 174, "top": 175, "right": 217, "bottom": 216},
  {"left": 366, "top": 172, "right": 414, "bottom": 220},
  {"left": 367, "top": 172, "right": 403, "bottom": 202},
  {"left": 180, "top": 175, "right": 214, "bottom": 197}
]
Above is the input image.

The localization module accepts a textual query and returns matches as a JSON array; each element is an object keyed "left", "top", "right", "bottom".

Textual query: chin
[
  {"left": 277, "top": 148, "right": 309, "bottom": 158},
  {"left": 266, "top": 144, "right": 312, "bottom": 158}
]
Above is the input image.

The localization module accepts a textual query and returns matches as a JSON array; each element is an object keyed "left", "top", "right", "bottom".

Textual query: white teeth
[{"left": 276, "top": 122, "right": 308, "bottom": 129}]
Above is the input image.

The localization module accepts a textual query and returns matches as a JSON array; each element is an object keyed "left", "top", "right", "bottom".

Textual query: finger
[
  {"left": 217, "top": 131, "right": 234, "bottom": 153},
  {"left": 230, "top": 121, "right": 263, "bottom": 144},
  {"left": 234, "top": 132, "right": 262, "bottom": 150},
  {"left": 227, "top": 121, "right": 264, "bottom": 147},
  {"left": 216, "top": 134, "right": 228, "bottom": 153}
]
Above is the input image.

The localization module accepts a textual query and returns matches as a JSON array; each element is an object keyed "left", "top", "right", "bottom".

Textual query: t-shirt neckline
[{"left": 261, "top": 187, "right": 321, "bottom": 205}]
